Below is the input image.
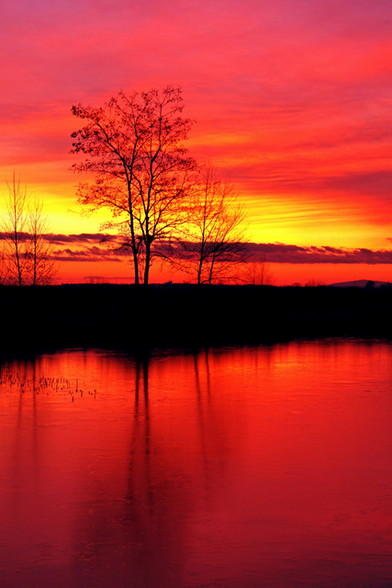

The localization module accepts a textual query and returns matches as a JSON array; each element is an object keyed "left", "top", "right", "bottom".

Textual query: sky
[{"left": 1, "top": 0, "right": 392, "bottom": 285}]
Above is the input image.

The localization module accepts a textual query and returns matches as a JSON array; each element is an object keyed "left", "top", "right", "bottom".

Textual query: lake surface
[{"left": 0, "top": 340, "right": 392, "bottom": 587}]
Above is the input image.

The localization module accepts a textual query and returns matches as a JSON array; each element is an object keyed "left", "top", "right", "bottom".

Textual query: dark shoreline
[{"left": 1, "top": 283, "right": 392, "bottom": 352}]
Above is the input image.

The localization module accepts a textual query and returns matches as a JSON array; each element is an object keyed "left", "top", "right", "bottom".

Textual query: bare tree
[
  {"left": 71, "top": 86, "right": 196, "bottom": 285},
  {"left": 1, "top": 175, "right": 57, "bottom": 285},
  {"left": 242, "top": 256, "right": 274, "bottom": 286},
  {"left": 1, "top": 175, "right": 28, "bottom": 285},
  {"left": 27, "top": 199, "right": 58, "bottom": 286},
  {"left": 173, "top": 167, "right": 247, "bottom": 284}
]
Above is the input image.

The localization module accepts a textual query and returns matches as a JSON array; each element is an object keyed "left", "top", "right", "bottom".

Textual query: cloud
[
  {"left": 51, "top": 253, "right": 123, "bottom": 263},
  {"left": 4, "top": 230, "right": 392, "bottom": 264},
  {"left": 0, "top": 231, "right": 128, "bottom": 262},
  {"left": 4, "top": 229, "right": 392, "bottom": 265},
  {"left": 245, "top": 243, "right": 392, "bottom": 264},
  {"left": 0, "top": 231, "right": 118, "bottom": 244},
  {"left": 157, "top": 239, "right": 392, "bottom": 265},
  {"left": 50, "top": 239, "right": 129, "bottom": 262},
  {"left": 317, "top": 170, "right": 392, "bottom": 197},
  {"left": 3, "top": 229, "right": 392, "bottom": 265},
  {"left": 43, "top": 233, "right": 118, "bottom": 244},
  {"left": 255, "top": 169, "right": 392, "bottom": 199}
]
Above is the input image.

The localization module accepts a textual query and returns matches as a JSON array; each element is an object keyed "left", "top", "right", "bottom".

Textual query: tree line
[{"left": 1, "top": 86, "right": 270, "bottom": 286}]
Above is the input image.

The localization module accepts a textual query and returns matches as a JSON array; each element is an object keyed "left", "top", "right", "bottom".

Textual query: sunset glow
[{"left": 2, "top": 0, "right": 392, "bottom": 284}]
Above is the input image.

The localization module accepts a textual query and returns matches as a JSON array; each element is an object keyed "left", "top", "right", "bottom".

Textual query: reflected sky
[{"left": 0, "top": 341, "right": 392, "bottom": 587}]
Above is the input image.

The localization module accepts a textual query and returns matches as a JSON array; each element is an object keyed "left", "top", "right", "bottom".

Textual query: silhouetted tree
[
  {"left": 1, "top": 175, "right": 57, "bottom": 285},
  {"left": 27, "top": 199, "right": 57, "bottom": 286},
  {"left": 173, "top": 167, "right": 247, "bottom": 284},
  {"left": 71, "top": 87, "right": 196, "bottom": 285},
  {"left": 1, "top": 174, "right": 27, "bottom": 286},
  {"left": 1, "top": 175, "right": 27, "bottom": 285},
  {"left": 243, "top": 256, "right": 274, "bottom": 285}
]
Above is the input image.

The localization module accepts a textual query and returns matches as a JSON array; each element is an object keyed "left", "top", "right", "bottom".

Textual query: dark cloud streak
[
  {"left": 246, "top": 242, "right": 392, "bottom": 264},
  {"left": 3, "top": 232, "right": 392, "bottom": 265}
]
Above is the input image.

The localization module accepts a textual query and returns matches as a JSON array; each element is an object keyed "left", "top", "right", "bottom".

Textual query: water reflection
[{"left": 0, "top": 341, "right": 392, "bottom": 587}]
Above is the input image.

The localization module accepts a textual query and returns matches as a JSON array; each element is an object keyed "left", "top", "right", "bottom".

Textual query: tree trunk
[
  {"left": 196, "top": 242, "right": 205, "bottom": 285},
  {"left": 143, "top": 240, "right": 151, "bottom": 286},
  {"left": 13, "top": 229, "right": 23, "bottom": 286},
  {"left": 32, "top": 232, "right": 38, "bottom": 286},
  {"left": 207, "top": 258, "right": 215, "bottom": 285},
  {"left": 128, "top": 218, "right": 139, "bottom": 285},
  {"left": 133, "top": 249, "right": 140, "bottom": 285}
]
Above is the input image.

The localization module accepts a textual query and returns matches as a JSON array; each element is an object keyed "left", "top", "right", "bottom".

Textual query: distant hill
[{"left": 329, "top": 279, "right": 392, "bottom": 288}]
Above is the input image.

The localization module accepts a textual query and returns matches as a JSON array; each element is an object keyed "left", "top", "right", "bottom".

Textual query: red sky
[{"left": 1, "top": 0, "right": 392, "bottom": 285}]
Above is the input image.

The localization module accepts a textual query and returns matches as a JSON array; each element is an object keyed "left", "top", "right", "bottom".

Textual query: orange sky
[{"left": 1, "top": 0, "right": 392, "bottom": 285}]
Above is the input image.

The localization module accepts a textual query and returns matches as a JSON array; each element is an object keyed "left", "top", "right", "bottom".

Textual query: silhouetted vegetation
[
  {"left": 70, "top": 87, "right": 251, "bottom": 285},
  {"left": 71, "top": 87, "right": 196, "bottom": 286},
  {"left": 0, "top": 175, "right": 57, "bottom": 285},
  {"left": 169, "top": 166, "right": 247, "bottom": 283},
  {"left": 1, "top": 283, "right": 392, "bottom": 352}
]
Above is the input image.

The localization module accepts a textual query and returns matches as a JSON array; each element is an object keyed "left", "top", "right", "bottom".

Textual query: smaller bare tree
[
  {"left": 173, "top": 167, "right": 247, "bottom": 284},
  {"left": 243, "top": 256, "right": 274, "bottom": 286},
  {"left": 1, "top": 175, "right": 57, "bottom": 285},
  {"left": 27, "top": 199, "right": 58, "bottom": 286},
  {"left": 1, "top": 175, "right": 28, "bottom": 285}
]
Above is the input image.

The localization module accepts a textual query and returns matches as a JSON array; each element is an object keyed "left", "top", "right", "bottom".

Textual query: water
[{"left": 0, "top": 340, "right": 392, "bottom": 587}]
